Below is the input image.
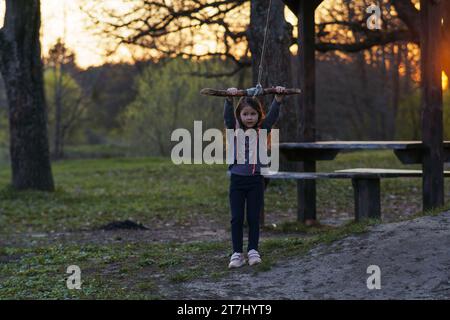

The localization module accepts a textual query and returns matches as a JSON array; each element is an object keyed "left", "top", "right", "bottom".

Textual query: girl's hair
[{"left": 235, "top": 97, "right": 265, "bottom": 130}]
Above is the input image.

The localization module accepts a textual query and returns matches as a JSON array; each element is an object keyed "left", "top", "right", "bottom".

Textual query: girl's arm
[
  {"left": 261, "top": 98, "right": 281, "bottom": 131},
  {"left": 224, "top": 97, "right": 235, "bottom": 129},
  {"left": 223, "top": 88, "right": 238, "bottom": 129},
  {"left": 261, "top": 86, "right": 285, "bottom": 131}
]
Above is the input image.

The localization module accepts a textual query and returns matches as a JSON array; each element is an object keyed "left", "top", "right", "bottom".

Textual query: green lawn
[{"left": 0, "top": 150, "right": 449, "bottom": 299}]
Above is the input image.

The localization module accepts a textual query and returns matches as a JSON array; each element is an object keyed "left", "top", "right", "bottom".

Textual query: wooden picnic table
[{"left": 279, "top": 141, "right": 450, "bottom": 164}]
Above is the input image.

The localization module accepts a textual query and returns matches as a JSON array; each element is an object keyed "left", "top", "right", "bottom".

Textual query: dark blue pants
[{"left": 229, "top": 173, "right": 264, "bottom": 253}]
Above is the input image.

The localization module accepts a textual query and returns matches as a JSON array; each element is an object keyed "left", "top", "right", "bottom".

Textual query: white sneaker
[
  {"left": 247, "top": 249, "right": 262, "bottom": 266},
  {"left": 228, "top": 252, "right": 246, "bottom": 268}
]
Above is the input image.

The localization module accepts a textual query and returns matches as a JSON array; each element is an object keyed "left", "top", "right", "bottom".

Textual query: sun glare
[{"left": 442, "top": 71, "right": 448, "bottom": 91}]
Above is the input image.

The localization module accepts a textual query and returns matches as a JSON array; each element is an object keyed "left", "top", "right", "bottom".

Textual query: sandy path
[{"left": 172, "top": 211, "right": 450, "bottom": 299}]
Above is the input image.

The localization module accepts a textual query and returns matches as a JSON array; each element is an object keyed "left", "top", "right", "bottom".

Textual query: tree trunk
[
  {"left": 0, "top": 0, "right": 54, "bottom": 191},
  {"left": 379, "top": 46, "right": 388, "bottom": 139},
  {"left": 402, "top": 44, "right": 412, "bottom": 95},
  {"left": 248, "top": 0, "right": 298, "bottom": 171},
  {"left": 356, "top": 51, "right": 371, "bottom": 140},
  {"left": 53, "top": 64, "right": 64, "bottom": 159},
  {"left": 390, "top": 44, "right": 401, "bottom": 139}
]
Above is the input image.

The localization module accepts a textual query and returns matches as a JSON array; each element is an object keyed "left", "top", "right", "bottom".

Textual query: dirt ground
[{"left": 163, "top": 211, "right": 450, "bottom": 299}]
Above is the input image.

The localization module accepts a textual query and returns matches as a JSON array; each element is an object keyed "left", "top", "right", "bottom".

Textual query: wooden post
[
  {"left": 352, "top": 178, "right": 381, "bottom": 221},
  {"left": 296, "top": 0, "right": 320, "bottom": 223},
  {"left": 420, "top": 0, "right": 444, "bottom": 210}
]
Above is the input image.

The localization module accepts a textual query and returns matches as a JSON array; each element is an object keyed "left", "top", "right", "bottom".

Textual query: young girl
[{"left": 223, "top": 86, "right": 285, "bottom": 268}]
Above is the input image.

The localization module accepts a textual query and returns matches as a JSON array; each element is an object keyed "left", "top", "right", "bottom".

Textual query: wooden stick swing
[{"left": 200, "top": 87, "right": 301, "bottom": 97}]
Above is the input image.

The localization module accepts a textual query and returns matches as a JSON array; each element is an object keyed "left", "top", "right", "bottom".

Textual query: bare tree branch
[
  {"left": 316, "top": 29, "right": 417, "bottom": 52},
  {"left": 83, "top": 0, "right": 249, "bottom": 72},
  {"left": 184, "top": 64, "right": 249, "bottom": 78},
  {"left": 314, "top": 0, "right": 422, "bottom": 53},
  {"left": 63, "top": 96, "right": 85, "bottom": 133}
]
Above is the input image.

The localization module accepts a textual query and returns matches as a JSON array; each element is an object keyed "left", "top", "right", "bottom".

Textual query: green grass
[
  {"left": 1, "top": 149, "right": 449, "bottom": 299},
  {"left": 62, "top": 144, "right": 135, "bottom": 159},
  {"left": 0, "top": 157, "right": 230, "bottom": 233}
]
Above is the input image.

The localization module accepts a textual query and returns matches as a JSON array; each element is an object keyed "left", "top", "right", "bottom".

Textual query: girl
[{"left": 223, "top": 86, "right": 285, "bottom": 268}]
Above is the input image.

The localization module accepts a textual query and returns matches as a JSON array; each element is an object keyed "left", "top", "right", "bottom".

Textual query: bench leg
[
  {"left": 297, "top": 180, "right": 316, "bottom": 222},
  {"left": 352, "top": 178, "right": 381, "bottom": 221},
  {"left": 297, "top": 161, "right": 317, "bottom": 223}
]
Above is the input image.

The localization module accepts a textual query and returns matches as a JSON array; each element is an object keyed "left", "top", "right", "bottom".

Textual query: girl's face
[{"left": 239, "top": 106, "right": 259, "bottom": 129}]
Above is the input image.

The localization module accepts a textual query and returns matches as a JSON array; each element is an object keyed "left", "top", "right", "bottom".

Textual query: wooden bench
[
  {"left": 263, "top": 168, "right": 450, "bottom": 222},
  {"left": 279, "top": 141, "right": 450, "bottom": 164}
]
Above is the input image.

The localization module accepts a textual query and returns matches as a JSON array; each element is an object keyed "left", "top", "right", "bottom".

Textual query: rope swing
[{"left": 200, "top": 0, "right": 301, "bottom": 97}]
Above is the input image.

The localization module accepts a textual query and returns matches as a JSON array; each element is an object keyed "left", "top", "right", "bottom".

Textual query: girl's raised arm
[
  {"left": 261, "top": 86, "right": 285, "bottom": 131},
  {"left": 224, "top": 97, "right": 235, "bottom": 129},
  {"left": 223, "top": 88, "right": 237, "bottom": 129}
]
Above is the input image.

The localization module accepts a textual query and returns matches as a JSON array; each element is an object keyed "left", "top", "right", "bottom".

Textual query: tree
[
  {"left": 44, "top": 39, "right": 86, "bottom": 159},
  {"left": 79, "top": 63, "right": 140, "bottom": 139},
  {"left": 0, "top": 0, "right": 54, "bottom": 191}
]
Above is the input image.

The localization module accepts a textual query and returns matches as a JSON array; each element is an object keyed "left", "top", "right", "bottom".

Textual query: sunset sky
[{"left": 0, "top": 0, "right": 145, "bottom": 69}]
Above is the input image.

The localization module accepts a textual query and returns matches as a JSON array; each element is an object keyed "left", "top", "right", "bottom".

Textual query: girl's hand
[
  {"left": 275, "top": 86, "right": 285, "bottom": 102},
  {"left": 226, "top": 87, "right": 238, "bottom": 96}
]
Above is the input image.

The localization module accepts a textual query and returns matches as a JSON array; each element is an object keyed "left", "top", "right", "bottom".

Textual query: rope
[{"left": 256, "top": 0, "right": 273, "bottom": 89}]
